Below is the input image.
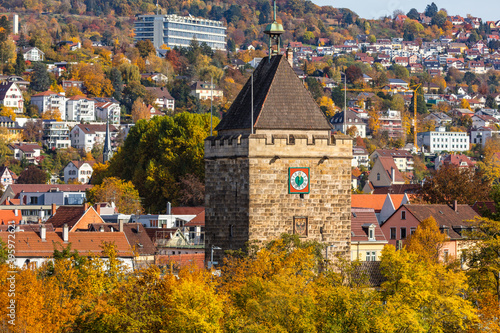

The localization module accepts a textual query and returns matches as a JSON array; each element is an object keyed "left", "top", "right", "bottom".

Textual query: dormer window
[{"left": 368, "top": 225, "right": 375, "bottom": 241}]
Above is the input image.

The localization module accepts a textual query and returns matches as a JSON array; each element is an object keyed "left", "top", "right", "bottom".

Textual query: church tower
[
  {"left": 103, "top": 117, "right": 113, "bottom": 163},
  {"left": 204, "top": 3, "right": 352, "bottom": 265}
]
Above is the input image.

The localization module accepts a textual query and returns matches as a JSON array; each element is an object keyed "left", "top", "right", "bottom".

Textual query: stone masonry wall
[
  {"left": 205, "top": 157, "right": 250, "bottom": 264},
  {"left": 205, "top": 133, "right": 352, "bottom": 265}
]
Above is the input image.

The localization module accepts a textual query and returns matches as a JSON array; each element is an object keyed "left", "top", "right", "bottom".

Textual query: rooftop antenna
[
  {"left": 156, "top": 0, "right": 159, "bottom": 15},
  {"left": 210, "top": 76, "right": 213, "bottom": 136},
  {"left": 251, "top": 71, "right": 254, "bottom": 134},
  {"left": 263, "top": 0, "right": 284, "bottom": 61}
]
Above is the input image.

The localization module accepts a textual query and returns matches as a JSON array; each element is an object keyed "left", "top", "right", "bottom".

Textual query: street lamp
[{"left": 209, "top": 245, "right": 221, "bottom": 269}]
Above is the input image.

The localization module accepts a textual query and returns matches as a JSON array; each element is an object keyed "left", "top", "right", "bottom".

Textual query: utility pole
[{"left": 413, "top": 84, "right": 421, "bottom": 152}]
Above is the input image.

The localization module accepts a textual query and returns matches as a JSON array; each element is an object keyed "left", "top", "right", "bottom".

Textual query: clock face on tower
[{"left": 289, "top": 167, "right": 310, "bottom": 194}]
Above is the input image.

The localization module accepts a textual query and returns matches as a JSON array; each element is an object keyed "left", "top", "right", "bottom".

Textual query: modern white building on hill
[
  {"left": 134, "top": 14, "right": 227, "bottom": 50},
  {"left": 417, "top": 127, "right": 470, "bottom": 153}
]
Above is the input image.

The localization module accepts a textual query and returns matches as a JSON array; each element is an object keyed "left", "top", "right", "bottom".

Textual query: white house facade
[
  {"left": 70, "top": 124, "right": 118, "bottom": 152},
  {"left": 67, "top": 96, "right": 95, "bottom": 122},
  {"left": 31, "top": 91, "right": 68, "bottom": 120},
  {"left": 417, "top": 129, "right": 470, "bottom": 153},
  {"left": 64, "top": 161, "right": 94, "bottom": 184},
  {"left": 0, "top": 82, "right": 24, "bottom": 114}
]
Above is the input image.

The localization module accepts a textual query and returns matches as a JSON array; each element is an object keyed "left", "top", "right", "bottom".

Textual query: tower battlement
[{"left": 205, "top": 133, "right": 352, "bottom": 159}]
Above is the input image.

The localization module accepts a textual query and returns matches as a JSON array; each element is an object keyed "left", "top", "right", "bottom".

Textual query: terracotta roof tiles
[{"left": 0, "top": 231, "right": 134, "bottom": 257}]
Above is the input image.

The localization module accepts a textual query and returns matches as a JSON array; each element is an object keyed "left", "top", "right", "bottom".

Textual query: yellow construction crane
[{"left": 410, "top": 84, "right": 422, "bottom": 151}]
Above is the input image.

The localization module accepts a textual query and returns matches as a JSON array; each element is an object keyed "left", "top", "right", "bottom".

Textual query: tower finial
[{"left": 263, "top": 0, "right": 284, "bottom": 61}]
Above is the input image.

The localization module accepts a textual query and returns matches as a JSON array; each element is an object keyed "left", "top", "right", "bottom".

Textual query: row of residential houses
[{"left": 0, "top": 181, "right": 486, "bottom": 272}]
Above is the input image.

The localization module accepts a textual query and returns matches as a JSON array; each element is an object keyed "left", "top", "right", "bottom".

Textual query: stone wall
[{"left": 205, "top": 133, "right": 352, "bottom": 265}]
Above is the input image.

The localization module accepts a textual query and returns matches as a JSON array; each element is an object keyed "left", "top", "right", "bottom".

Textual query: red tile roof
[
  {"left": 397, "top": 204, "right": 479, "bottom": 239},
  {"left": 351, "top": 208, "right": 387, "bottom": 242},
  {"left": 4, "top": 184, "right": 92, "bottom": 199},
  {"left": 171, "top": 207, "right": 205, "bottom": 216},
  {"left": 0, "top": 231, "right": 134, "bottom": 257},
  {"left": 378, "top": 156, "right": 405, "bottom": 182},
  {"left": 0, "top": 209, "right": 22, "bottom": 224}
]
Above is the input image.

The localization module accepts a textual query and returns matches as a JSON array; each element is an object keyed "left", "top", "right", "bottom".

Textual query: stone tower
[{"left": 204, "top": 54, "right": 352, "bottom": 265}]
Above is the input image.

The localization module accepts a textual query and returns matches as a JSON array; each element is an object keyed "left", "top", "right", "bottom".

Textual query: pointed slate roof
[{"left": 215, "top": 55, "right": 331, "bottom": 132}]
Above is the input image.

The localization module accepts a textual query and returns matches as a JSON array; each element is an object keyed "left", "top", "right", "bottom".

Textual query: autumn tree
[
  {"left": 405, "top": 216, "right": 446, "bottom": 263},
  {"left": 345, "top": 65, "right": 363, "bottom": 84},
  {"left": 380, "top": 245, "right": 478, "bottom": 332},
  {"left": 476, "top": 137, "right": 500, "bottom": 184},
  {"left": 71, "top": 63, "right": 113, "bottom": 97},
  {"left": 17, "top": 165, "right": 48, "bottom": 184},
  {"left": 460, "top": 98, "right": 472, "bottom": 110},
  {"left": 41, "top": 108, "right": 62, "bottom": 121},
  {"left": 135, "top": 40, "right": 156, "bottom": 58},
  {"left": 131, "top": 98, "right": 150, "bottom": 123},
  {"left": 465, "top": 217, "right": 500, "bottom": 303},
  {"left": 86, "top": 177, "right": 143, "bottom": 214},
  {"left": 418, "top": 164, "right": 491, "bottom": 205},
  {"left": 178, "top": 173, "right": 205, "bottom": 206},
  {"left": 23, "top": 119, "right": 44, "bottom": 142}
]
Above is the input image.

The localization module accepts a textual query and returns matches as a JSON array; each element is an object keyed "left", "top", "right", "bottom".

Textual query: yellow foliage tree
[
  {"left": 318, "top": 96, "right": 335, "bottom": 117},
  {"left": 41, "top": 108, "right": 62, "bottom": 121},
  {"left": 71, "top": 63, "right": 114, "bottom": 97},
  {"left": 368, "top": 110, "right": 380, "bottom": 136},
  {"left": 460, "top": 99, "right": 471, "bottom": 110},
  {"left": 0, "top": 106, "right": 16, "bottom": 121},
  {"left": 86, "top": 177, "right": 143, "bottom": 214},
  {"left": 405, "top": 216, "right": 446, "bottom": 263},
  {"left": 65, "top": 86, "right": 84, "bottom": 97},
  {"left": 131, "top": 98, "right": 150, "bottom": 123}
]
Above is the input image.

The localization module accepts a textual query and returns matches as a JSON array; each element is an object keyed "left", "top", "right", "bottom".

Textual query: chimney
[
  {"left": 84, "top": 202, "right": 89, "bottom": 211},
  {"left": 96, "top": 204, "right": 101, "bottom": 215},
  {"left": 391, "top": 167, "right": 395, "bottom": 183},
  {"left": 51, "top": 203, "right": 57, "bottom": 216},
  {"left": 454, "top": 200, "right": 458, "bottom": 212},
  {"left": 119, "top": 220, "right": 124, "bottom": 233},
  {"left": 40, "top": 224, "right": 46, "bottom": 241},
  {"left": 63, "top": 223, "right": 69, "bottom": 242},
  {"left": 286, "top": 48, "right": 294, "bottom": 68},
  {"left": 167, "top": 202, "right": 171, "bottom": 215}
]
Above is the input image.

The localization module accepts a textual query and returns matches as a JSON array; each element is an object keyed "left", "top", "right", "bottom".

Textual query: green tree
[
  {"left": 424, "top": 2, "right": 438, "bottom": 17},
  {"left": 30, "top": 63, "right": 51, "bottom": 92},
  {"left": 15, "top": 49, "right": 25, "bottom": 76},
  {"left": 406, "top": 8, "right": 419, "bottom": 20},
  {"left": 392, "top": 64, "right": 409, "bottom": 79},
  {"left": 410, "top": 85, "right": 428, "bottom": 114},
  {"left": 331, "top": 85, "right": 345, "bottom": 109},
  {"left": 305, "top": 77, "right": 324, "bottom": 100},
  {"left": 108, "top": 113, "right": 218, "bottom": 212},
  {"left": 108, "top": 67, "right": 123, "bottom": 101}
]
